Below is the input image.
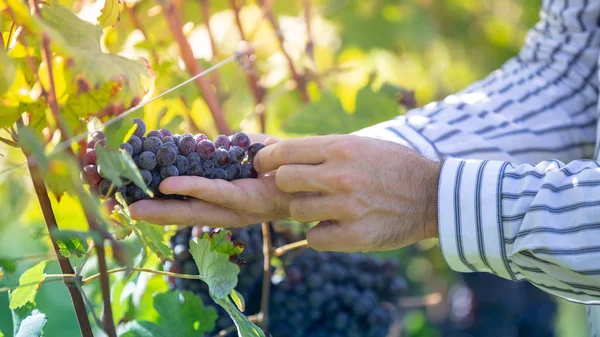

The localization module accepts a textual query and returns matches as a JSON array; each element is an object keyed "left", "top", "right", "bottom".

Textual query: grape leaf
[
  {"left": 98, "top": 0, "right": 121, "bottom": 28},
  {"left": 96, "top": 145, "right": 151, "bottom": 195},
  {"left": 51, "top": 230, "right": 91, "bottom": 258},
  {"left": 190, "top": 238, "right": 239, "bottom": 299},
  {"left": 0, "top": 258, "right": 17, "bottom": 274},
  {"left": 9, "top": 261, "right": 48, "bottom": 309},
  {"left": 11, "top": 302, "right": 46, "bottom": 337},
  {"left": 212, "top": 295, "right": 266, "bottom": 337},
  {"left": 203, "top": 230, "right": 244, "bottom": 257},
  {"left": 112, "top": 199, "right": 172, "bottom": 260},
  {"left": 118, "top": 291, "right": 217, "bottom": 337}
]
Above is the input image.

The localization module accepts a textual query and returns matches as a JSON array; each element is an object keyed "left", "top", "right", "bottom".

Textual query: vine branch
[
  {"left": 273, "top": 240, "right": 308, "bottom": 256},
  {"left": 125, "top": 3, "right": 160, "bottom": 64},
  {"left": 199, "top": 0, "right": 222, "bottom": 95},
  {"left": 159, "top": 0, "right": 232, "bottom": 135},
  {"left": 256, "top": 0, "right": 309, "bottom": 102},
  {"left": 258, "top": 222, "right": 272, "bottom": 332},
  {"left": 0, "top": 136, "right": 18, "bottom": 147}
]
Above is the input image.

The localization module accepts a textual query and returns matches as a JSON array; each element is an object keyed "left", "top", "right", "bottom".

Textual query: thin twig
[
  {"left": 76, "top": 240, "right": 95, "bottom": 275},
  {"left": 303, "top": 0, "right": 315, "bottom": 65},
  {"left": 93, "top": 241, "right": 117, "bottom": 337},
  {"left": 2, "top": 252, "right": 56, "bottom": 262},
  {"left": 76, "top": 279, "right": 107, "bottom": 333},
  {"left": 256, "top": 0, "right": 309, "bottom": 102},
  {"left": 199, "top": 0, "right": 223, "bottom": 95},
  {"left": 83, "top": 267, "right": 202, "bottom": 285},
  {"left": 258, "top": 222, "right": 272, "bottom": 332},
  {"left": 125, "top": 3, "right": 160, "bottom": 64},
  {"left": 0, "top": 278, "right": 63, "bottom": 293},
  {"left": 158, "top": 0, "right": 232, "bottom": 135},
  {"left": 5, "top": 22, "right": 16, "bottom": 50},
  {"left": 273, "top": 240, "right": 308, "bottom": 256},
  {"left": 0, "top": 136, "right": 18, "bottom": 147}
]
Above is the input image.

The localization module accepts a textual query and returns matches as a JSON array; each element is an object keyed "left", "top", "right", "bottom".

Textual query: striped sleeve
[
  {"left": 439, "top": 158, "right": 600, "bottom": 304},
  {"left": 354, "top": 0, "right": 600, "bottom": 164}
]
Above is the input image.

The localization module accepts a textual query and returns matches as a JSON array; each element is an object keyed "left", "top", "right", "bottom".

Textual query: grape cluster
[
  {"left": 436, "top": 273, "right": 557, "bottom": 337},
  {"left": 165, "top": 226, "right": 407, "bottom": 337},
  {"left": 268, "top": 249, "right": 405, "bottom": 337},
  {"left": 80, "top": 118, "right": 265, "bottom": 204}
]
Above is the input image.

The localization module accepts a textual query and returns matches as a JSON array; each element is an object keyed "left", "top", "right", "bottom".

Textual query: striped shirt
[{"left": 355, "top": 0, "right": 600, "bottom": 335}]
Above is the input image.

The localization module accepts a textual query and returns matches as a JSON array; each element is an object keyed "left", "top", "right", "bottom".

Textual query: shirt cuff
[
  {"left": 437, "top": 158, "right": 518, "bottom": 280},
  {"left": 351, "top": 116, "right": 440, "bottom": 161}
]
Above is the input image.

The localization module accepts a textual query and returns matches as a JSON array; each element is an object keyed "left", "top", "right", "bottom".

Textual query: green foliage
[
  {"left": 119, "top": 291, "right": 217, "bottom": 337},
  {"left": 51, "top": 230, "right": 91, "bottom": 258},
  {"left": 11, "top": 303, "right": 47, "bottom": 337},
  {"left": 98, "top": 0, "right": 121, "bottom": 28},
  {"left": 203, "top": 230, "right": 245, "bottom": 256},
  {"left": 96, "top": 145, "right": 150, "bottom": 193},
  {"left": 9, "top": 261, "right": 48, "bottom": 309},
  {"left": 189, "top": 237, "right": 239, "bottom": 299},
  {"left": 0, "top": 258, "right": 16, "bottom": 276},
  {"left": 212, "top": 295, "right": 266, "bottom": 337}
]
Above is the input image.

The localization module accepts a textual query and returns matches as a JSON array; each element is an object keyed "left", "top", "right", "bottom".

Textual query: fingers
[
  {"left": 129, "top": 198, "right": 260, "bottom": 227},
  {"left": 307, "top": 221, "right": 372, "bottom": 252},
  {"left": 275, "top": 164, "right": 326, "bottom": 193},
  {"left": 289, "top": 195, "right": 338, "bottom": 223},
  {"left": 254, "top": 136, "right": 335, "bottom": 173},
  {"left": 264, "top": 137, "right": 280, "bottom": 146},
  {"left": 159, "top": 176, "right": 246, "bottom": 207}
]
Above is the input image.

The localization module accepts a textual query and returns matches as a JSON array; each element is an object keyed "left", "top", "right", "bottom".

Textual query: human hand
[
  {"left": 253, "top": 135, "right": 441, "bottom": 252},
  {"left": 128, "top": 133, "right": 293, "bottom": 227}
]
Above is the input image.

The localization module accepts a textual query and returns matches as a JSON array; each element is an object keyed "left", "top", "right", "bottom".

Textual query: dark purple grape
[
  {"left": 212, "top": 168, "right": 227, "bottom": 180},
  {"left": 194, "top": 133, "right": 208, "bottom": 143},
  {"left": 224, "top": 163, "right": 240, "bottom": 181},
  {"left": 84, "top": 148, "right": 97, "bottom": 165},
  {"left": 172, "top": 134, "right": 182, "bottom": 145},
  {"left": 132, "top": 155, "right": 140, "bottom": 166},
  {"left": 82, "top": 165, "right": 102, "bottom": 185},
  {"left": 160, "top": 128, "right": 172, "bottom": 138},
  {"left": 90, "top": 130, "right": 105, "bottom": 141},
  {"left": 212, "top": 148, "right": 231, "bottom": 167},
  {"left": 147, "top": 130, "right": 162, "bottom": 139},
  {"left": 201, "top": 159, "right": 215, "bottom": 177},
  {"left": 98, "top": 179, "right": 112, "bottom": 197},
  {"left": 247, "top": 143, "right": 265, "bottom": 163},
  {"left": 214, "top": 135, "right": 231, "bottom": 149},
  {"left": 120, "top": 142, "right": 133, "bottom": 156},
  {"left": 162, "top": 136, "right": 174, "bottom": 143},
  {"left": 157, "top": 146, "right": 178, "bottom": 167},
  {"left": 87, "top": 139, "right": 96, "bottom": 148},
  {"left": 94, "top": 139, "right": 107, "bottom": 148},
  {"left": 132, "top": 118, "right": 146, "bottom": 138},
  {"left": 187, "top": 162, "right": 204, "bottom": 176},
  {"left": 139, "top": 169, "right": 153, "bottom": 185},
  {"left": 128, "top": 135, "right": 143, "bottom": 155},
  {"left": 231, "top": 132, "right": 251, "bottom": 151},
  {"left": 229, "top": 146, "right": 245, "bottom": 163},
  {"left": 164, "top": 142, "right": 178, "bottom": 153},
  {"left": 178, "top": 136, "right": 197, "bottom": 156},
  {"left": 160, "top": 165, "right": 179, "bottom": 179},
  {"left": 138, "top": 151, "right": 157, "bottom": 170},
  {"left": 186, "top": 152, "right": 201, "bottom": 165},
  {"left": 239, "top": 163, "right": 257, "bottom": 179},
  {"left": 196, "top": 140, "right": 216, "bottom": 159},
  {"left": 126, "top": 185, "right": 147, "bottom": 204},
  {"left": 142, "top": 136, "right": 163, "bottom": 154},
  {"left": 174, "top": 155, "right": 189, "bottom": 175},
  {"left": 150, "top": 171, "right": 163, "bottom": 197}
]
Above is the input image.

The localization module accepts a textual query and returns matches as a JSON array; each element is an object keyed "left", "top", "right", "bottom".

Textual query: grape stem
[
  {"left": 273, "top": 240, "right": 308, "bottom": 257},
  {"left": 258, "top": 222, "right": 273, "bottom": 332},
  {"left": 82, "top": 267, "right": 202, "bottom": 285}
]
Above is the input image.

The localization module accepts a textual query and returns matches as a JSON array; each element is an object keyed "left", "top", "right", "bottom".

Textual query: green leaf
[
  {"left": 230, "top": 289, "right": 246, "bottom": 312},
  {"left": 98, "top": 0, "right": 121, "bottom": 28},
  {"left": 134, "top": 222, "right": 173, "bottom": 261},
  {"left": 15, "top": 310, "right": 47, "bottom": 337},
  {"left": 104, "top": 118, "right": 138, "bottom": 150},
  {"left": 190, "top": 238, "right": 239, "bottom": 299},
  {"left": 96, "top": 145, "right": 151, "bottom": 195},
  {"left": 118, "top": 291, "right": 217, "bottom": 337},
  {"left": 284, "top": 91, "right": 352, "bottom": 134},
  {"left": 0, "top": 258, "right": 17, "bottom": 275},
  {"left": 9, "top": 261, "right": 48, "bottom": 309},
  {"left": 11, "top": 302, "right": 46, "bottom": 337},
  {"left": 203, "top": 230, "right": 244, "bottom": 257},
  {"left": 213, "top": 295, "right": 266, "bottom": 337},
  {"left": 53, "top": 230, "right": 90, "bottom": 258},
  {"left": 353, "top": 85, "right": 400, "bottom": 125}
]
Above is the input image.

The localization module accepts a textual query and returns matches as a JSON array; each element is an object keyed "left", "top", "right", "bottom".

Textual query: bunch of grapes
[
  {"left": 435, "top": 273, "right": 557, "bottom": 337},
  {"left": 268, "top": 249, "right": 406, "bottom": 337},
  {"left": 79, "top": 118, "right": 265, "bottom": 204},
  {"left": 165, "top": 226, "right": 407, "bottom": 337}
]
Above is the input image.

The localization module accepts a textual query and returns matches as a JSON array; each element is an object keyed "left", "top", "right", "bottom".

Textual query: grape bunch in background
[
  {"left": 79, "top": 118, "right": 265, "bottom": 204},
  {"left": 165, "top": 225, "right": 408, "bottom": 337}
]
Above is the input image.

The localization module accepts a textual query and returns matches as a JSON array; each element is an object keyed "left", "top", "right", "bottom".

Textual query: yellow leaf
[{"left": 98, "top": 0, "right": 121, "bottom": 28}]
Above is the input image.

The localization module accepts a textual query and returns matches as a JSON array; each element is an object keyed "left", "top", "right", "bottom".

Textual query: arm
[
  {"left": 440, "top": 158, "right": 600, "bottom": 304},
  {"left": 355, "top": 0, "right": 600, "bottom": 164}
]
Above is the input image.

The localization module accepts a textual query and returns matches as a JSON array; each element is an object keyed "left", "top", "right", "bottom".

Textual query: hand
[
  {"left": 254, "top": 135, "right": 441, "bottom": 252},
  {"left": 128, "top": 134, "right": 293, "bottom": 227}
]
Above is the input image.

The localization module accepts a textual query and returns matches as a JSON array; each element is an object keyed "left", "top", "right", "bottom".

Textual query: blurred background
[{"left": 0, "top": 0, "right": 590, "bottom": 336}]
